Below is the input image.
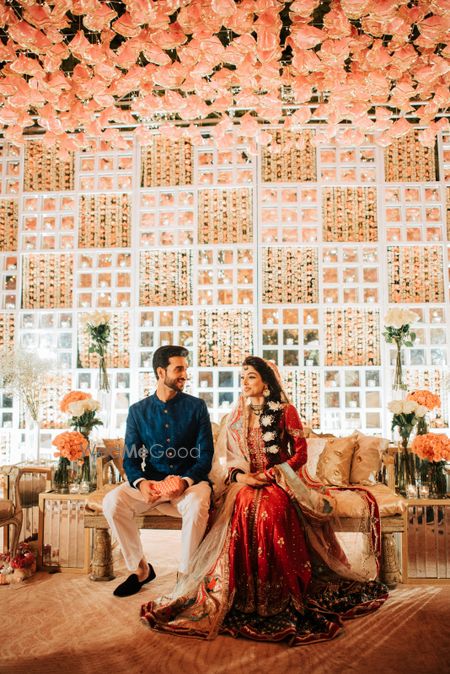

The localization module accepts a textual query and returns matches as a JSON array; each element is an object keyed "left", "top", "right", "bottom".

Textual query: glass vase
[
  {"left": 393, "top": 342, "right": 406, "bottom": 391},
  {"left": 54, "top": 457, "right": 70, "bottom": 494},
  {"left": 98, "top": 355, "right": 110, "bottom": 392},
  {"left": 421, "top": 460, "right": 447, "bottom": 499},
  {"left": 416, "top": 417, "right": 429, "bottom": 436},
  {"left": 79, "top": 455, "right": 91, "bottom": 494},
  {"left": 395, "top": 442, "right": 416, "bottom": 497}
]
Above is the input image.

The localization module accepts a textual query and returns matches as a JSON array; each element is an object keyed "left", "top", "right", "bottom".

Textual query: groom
[{"left": 103, "top": 345, "right": 214, "bottom": 597}]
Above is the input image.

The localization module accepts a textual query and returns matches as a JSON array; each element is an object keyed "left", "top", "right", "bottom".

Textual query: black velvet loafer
[{"left": 113, "top": 564, "right": 156, "bottom": 597}]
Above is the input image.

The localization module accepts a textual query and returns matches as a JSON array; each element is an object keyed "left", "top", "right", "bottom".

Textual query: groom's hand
[
  {"left": 159, "top": 475, "right": 188, "bottom": 499},
  {"left": 138, "top": 479, "right": 160, "bottom": 504}
]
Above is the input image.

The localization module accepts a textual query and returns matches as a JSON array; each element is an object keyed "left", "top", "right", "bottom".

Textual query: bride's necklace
[{"left": 249, "top": 402, "right": 265, "bottom": 416}]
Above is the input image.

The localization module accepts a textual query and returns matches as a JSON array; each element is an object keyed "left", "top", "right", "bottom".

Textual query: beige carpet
[{"left": 1, "top": 530, "right": 449, "bottom": 674}]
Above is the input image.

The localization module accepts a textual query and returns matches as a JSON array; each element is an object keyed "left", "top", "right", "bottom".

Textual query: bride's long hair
[{"left": 242, "top": 356, "right": 287, "bottom": 461}]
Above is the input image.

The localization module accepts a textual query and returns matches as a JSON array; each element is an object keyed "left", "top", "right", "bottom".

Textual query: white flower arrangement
[
  {"left": 84, "top": 311, "right": 111, "bottom": 391},
  {"left": 262, "top": 431, "right": 275, "bottom": 442},
  {"left": 267, "top": 445, "right": 279, "bottom": 454},
  {"left": 267, "top": 401, "right": 283, "bottom": 411},
  {"left": 383, "top": 308, "right": 419, "bottom": 390},
  {"left": 384, "top": 308, "right": 419, "bottom": 330},
  {"left": 83, "top": 310, "right": 110, "bottom": 328},
  {"left": 388, "top": 398, "right": 428, "bottom": 447},
  {"left": 67, "top": 398, "right": 100, "bottom": 417},
  {"left": 260, "top": 414, "right": 274, "bottom": 427},
  {"left": 387, "top": 400, "right": 427, "bottom": 417}
]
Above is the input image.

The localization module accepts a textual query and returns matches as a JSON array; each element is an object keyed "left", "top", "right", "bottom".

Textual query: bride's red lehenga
[{"left": 141, "top": 405, "right": 388, "bottom": 646}]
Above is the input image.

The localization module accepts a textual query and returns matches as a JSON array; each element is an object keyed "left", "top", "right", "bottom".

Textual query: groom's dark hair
[{"left": 153, "top": 345, "right": 189, "bottom": 377}]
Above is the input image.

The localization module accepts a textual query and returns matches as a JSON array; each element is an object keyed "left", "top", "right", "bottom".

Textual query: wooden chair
[{"left": 0, "top": 467, "right": 24, "bottom": 556}]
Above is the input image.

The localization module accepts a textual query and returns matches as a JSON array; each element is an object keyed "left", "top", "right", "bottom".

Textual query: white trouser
[{"left": 102, "top": 481, "right": 211, "bottom": 574}]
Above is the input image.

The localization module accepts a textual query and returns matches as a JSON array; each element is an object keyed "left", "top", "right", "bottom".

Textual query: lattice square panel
[
  {"left": 262, "top": 307, "right": 320, "bottom": 367},
  {"left": 197, "top": 247, "right": 254, "bottom": 306},
  {"left": 0, "top": 142, "right": 21, "bottom": 195},
  {"left": 387, "top": 246, "right": 444, "bottom": 303},
  {"left": 318, "top": 143, "right": 376, "bottom": 183},
  {"left": 79, "top": 194, "right": 131, "bottom": 248},
  {"left": 384, "top": 131, "right": 437, "bottom": 182},
  {"left": 79, "top": 140, "right": 134, "bottom": 191},
  {"left": 22, "top": 253, "right": 73, "bottom": 308},
  {"left": 0, "top": 199, "right": 18, "bottom": 251},
  {"left": 196, "top": 146, "right": 254, "bottom": 186},
  {"left": 24, "top": 141, "right": 74, "bottom": 191},
  {"left": 0, "top": 312, "right": 15, "bottom": 349},
  {"left": 324, "top": 308, "right": 380, "bottom": 366},
  {"left": 383, "top": 185, "right": 444, "bottom": 243},
  {"left": 140, "top": 138, "right": 193, "bottom": 187},
  {"left": 282, "top": 368, "right": 321, "bottom": 429},
  {"left": 76, "top": 252, "right": 131, "bottom": 309},
  {"left": 261, "top": 130, "right": 317, "bottom": 183},
  {"left": 262, "top": 247, "right": 319, "bottom": 304},
  {"left": 21, "top": 194, "right": 75, "bottom": 251},
  {"left": 0, "top": 255, "right": 18, "bottom": 309},
  {"left": 20, "top": 312, "right": 74, "bottom": 371},
  {"left": 139, "top": 251, "right": 192, "bottom": 306},
  {"left": 260, "top": 187, "right": 320, "bottom": 244},
  {"left": 198, "top": 188, "right": 253, "bottom": 244},
  {"left": 198, "top": 310, "right": 254, "bottom": 367},
  {"left": 322, "top": 246, "right": 379, "bottom": 304},
  {"left": 140, "top": 190, "right": 194, "bottom": 246},
  {"left": 322, "top": 186, "right": 377, "bottom": 242},
  {"left": 137, "top": 309, "right": 194, "bottom": 368}
]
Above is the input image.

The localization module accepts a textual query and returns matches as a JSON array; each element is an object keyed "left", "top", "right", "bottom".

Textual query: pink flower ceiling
[{"left": 0, "top": 0, "right": 449, "bottom": 153}]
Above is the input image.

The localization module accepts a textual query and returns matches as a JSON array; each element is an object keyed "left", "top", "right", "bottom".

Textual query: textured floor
[{"left": 1, "top": 530, "right": 449, "bottom": 674}]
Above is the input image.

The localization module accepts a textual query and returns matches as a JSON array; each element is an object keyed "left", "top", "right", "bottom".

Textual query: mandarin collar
[{"left": 152, "top": 392, "right": 182, "bottom": 407}]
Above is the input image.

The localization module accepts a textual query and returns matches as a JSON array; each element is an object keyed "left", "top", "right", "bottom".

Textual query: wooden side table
[
  {"left": 402, "top": 498, "right": 450, "bottom": 585},
  {"left": 38, "top": 492, "right": 90, "bottom": 574}
]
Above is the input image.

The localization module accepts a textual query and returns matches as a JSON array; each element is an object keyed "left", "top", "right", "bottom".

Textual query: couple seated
[{"left": 103, "top": 345, "right": 387, "bottom": 646}]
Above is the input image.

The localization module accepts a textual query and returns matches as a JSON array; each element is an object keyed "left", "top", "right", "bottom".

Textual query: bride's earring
[{"left": 263, "top": 387, "right": 270, "bottom": 398}]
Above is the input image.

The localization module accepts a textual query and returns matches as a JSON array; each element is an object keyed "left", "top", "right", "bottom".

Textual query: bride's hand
[{"left": 236, "top": 472, "right": 270, "bottom": 488}]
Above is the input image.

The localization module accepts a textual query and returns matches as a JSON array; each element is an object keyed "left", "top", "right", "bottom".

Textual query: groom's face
[{"left": 160, "top": 356, "right": 188, "bottom": 392}]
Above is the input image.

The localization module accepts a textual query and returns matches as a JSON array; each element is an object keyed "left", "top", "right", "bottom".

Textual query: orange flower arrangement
[
  {"left": 52, "top": 431, "right": 88, "bottom": 461},
  {"left": 410, "top": 433, "right": 450, "bottom": 463},
  {"left": 406, "top": 390, "right": 441, "bottom": 411},
  {"left": 60, "top": 390, "right": 91, "bottom": 413}
]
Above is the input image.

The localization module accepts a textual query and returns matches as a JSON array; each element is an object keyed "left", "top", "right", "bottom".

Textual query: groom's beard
[{"left": 164, "top": 375, "right": 186, "bottom": 392}]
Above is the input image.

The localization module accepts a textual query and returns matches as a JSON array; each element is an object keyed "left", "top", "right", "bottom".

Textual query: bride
[{"left": 141, "top": 356, "right": 387, "bottom": 645}]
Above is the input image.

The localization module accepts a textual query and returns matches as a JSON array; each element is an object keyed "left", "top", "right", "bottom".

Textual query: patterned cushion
[
  {"left": 316, "top": 435, "right": 358, "bottom": 486},
  {"left": 350, "top": 432, "right": 390, "bottom": 485}
]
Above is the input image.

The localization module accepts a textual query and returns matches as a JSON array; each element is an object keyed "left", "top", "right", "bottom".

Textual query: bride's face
[{"left": 241, "top": 365, "right": 265, "bottom": 398}]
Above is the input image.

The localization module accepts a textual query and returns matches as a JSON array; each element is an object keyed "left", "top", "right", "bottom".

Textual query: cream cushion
[
  {"left": 350, "top": 432, "right": 390, "bottom": 485},
  {"left": 333, "top": 484, "right": 405, "bottom": 518},
  {"left": 316, "top": 435, "right": 358, "bottom": 486},
  {"left": 306, "top": 438, "right": 327, "bottom": 479}
]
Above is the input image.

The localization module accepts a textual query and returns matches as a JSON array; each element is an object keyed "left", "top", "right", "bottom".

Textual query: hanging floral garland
[{"left": 0, "top": 1, "right": 448, "bottom": 153}]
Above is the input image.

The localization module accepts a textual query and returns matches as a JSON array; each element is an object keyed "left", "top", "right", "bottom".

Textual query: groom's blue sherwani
[{"left": 123, "top": 392, "right": 214, "bottom": 486}]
